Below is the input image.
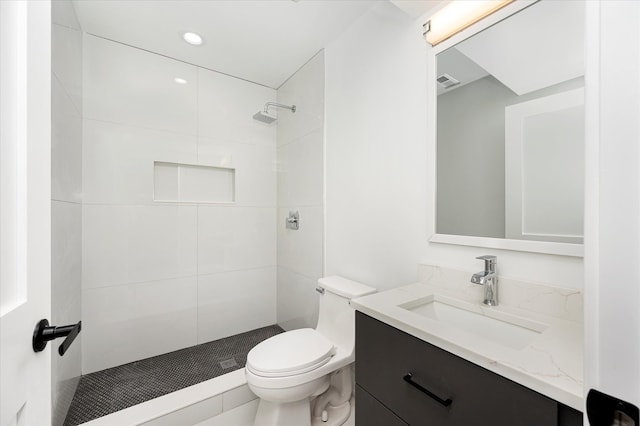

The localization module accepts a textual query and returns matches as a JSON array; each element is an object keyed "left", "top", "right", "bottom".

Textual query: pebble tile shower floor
[{"left": 64, "top": 325, "right": 284, "bottom": 425}]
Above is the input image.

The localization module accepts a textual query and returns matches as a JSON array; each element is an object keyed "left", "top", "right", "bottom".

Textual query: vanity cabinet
[{"left": 355, "top": 312, "right": 582, "bottom": 426}]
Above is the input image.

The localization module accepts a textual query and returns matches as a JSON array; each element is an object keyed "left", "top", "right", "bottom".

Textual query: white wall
[
  {"left": 51, "top": 1, "right": 83, "bottom": 424},
  {"left": 437, "top": 75, "right": 584, "bottom": 241},
  {"left": 276, "top": 51, "right": 325, "bottom": 330},
  {"left": 81, "top": 35, "right": 278, "bottom": 373},
  {"left": 325, "top": 2, "right": 429, "bottom": 291},
  {"left": 324, "top": 1, "right": 583, "bottom": 292},
  {"left": 584, "top": 0, "right": 640, "bottom": 413},
  {"left": 423, "top": 9, "right": 584, "bottom": 290},
  {"left": 437, "top": 75, "right": 510, "bottom": 238}
]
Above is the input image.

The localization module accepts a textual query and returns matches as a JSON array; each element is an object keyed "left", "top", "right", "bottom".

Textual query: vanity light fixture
[
  {"left": 174, "top": 77, "right": 188, "bottom": 85},
  {"left": 183, "top": 32, "right": 203, "bottom": 46},
  {"left": 423, "top": 0, "right": 514, "bottom": 46}
]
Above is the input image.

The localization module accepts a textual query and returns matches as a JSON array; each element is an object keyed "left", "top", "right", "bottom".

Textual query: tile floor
[{"left": 64, "top": 325, "right": 284, "bottom": 425}]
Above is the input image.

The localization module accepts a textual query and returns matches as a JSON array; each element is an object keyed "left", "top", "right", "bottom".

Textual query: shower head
[
  {"left": 252, "top": 102, "right": 296, "bottom": 125},
  {"left": 253, "top": 110, "right": 278, "bottom": 124}
]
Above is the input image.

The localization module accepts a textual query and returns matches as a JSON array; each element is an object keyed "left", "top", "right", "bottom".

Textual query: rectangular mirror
[{"left": 435, "top": 1, "right": 585, "bottom": 250}]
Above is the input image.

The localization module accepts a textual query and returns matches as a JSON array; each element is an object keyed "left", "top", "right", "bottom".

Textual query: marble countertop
[{"left": 351, "top": 282, "right": 584, "bottom": 411}]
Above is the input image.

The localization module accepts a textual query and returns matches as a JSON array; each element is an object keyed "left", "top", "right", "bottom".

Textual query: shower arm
[{"left": 264, "top": 102, "right": 296, "bottom": 114}]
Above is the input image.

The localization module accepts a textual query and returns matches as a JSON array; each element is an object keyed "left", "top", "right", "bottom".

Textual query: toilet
[{"left": 245, "top": 276, "right": 376, "bottom": 426}]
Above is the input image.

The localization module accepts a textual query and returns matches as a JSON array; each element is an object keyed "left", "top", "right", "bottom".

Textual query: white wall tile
[
  {"left": 277, "top": 130, "right": 323, "bottom": 207},
  {"left": 83, "top": 205, "right": 197, "bottom": 288},
  {"left": 154, "top": 162, "right": 235, "bottom": 204},
  {"left": 198, "top": 68, "right": 276, "bottom": 147},
  {"left": 153, "top": 162, "right": 181, "bottom": 202},
  {"left": 52, "top": 23, "right": 82, "bottom": 114},
  {"left": 83, "top": 119, "right": 198, "bottom": 205},
  {"left": 179, "top": 164, "right": 235, "bottom": 203},
  {"left": 277, "top": 207, "right": 323, "bottom": 280},
  {"left": 81, "top": 35, "right": 280, "bottom": 371},
  {"left": 277, "top": 51, "right": 324, "bottom": 147},
  {"left": 52, "top": 201, "right": 82, "bottom": 320},
  {"left": 197, "top": 268, "right": 276, "bottom": 343},
  {"left": 198, "top": 138, "right": 276, "bottom": 207},
  {"left": 52, "top": 0, "right": 81, "bottom": 30},
  {"left": 198, "top": 207, "right": 276, "bottom": 275},
  {"left": 84, "top": 34, "right": 198, "bottom": 134},
  {"left": 52, "top": 76, "right": 82, "bottom": 203},
  {"left": 51, "top": 291, "right": 81, "bottom": 426},
  {"left": 53, "top": 361, "right": 81, "bottom": 426},
  {"left": 82, "top": 277, "right": 198, "bottom": 373},
  {"left": 275, "top": 51, "right": 324, "bottom": 331},
  {"left": 52, "top": 15, "right": 83, "bottom": 425},
  {"left": 276, "top": 267, "right": 319, "bottom": 331}
]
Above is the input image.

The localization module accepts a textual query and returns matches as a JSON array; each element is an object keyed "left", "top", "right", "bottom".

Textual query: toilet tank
[{"left": 315, "top": 276, "right": 376, "bottom": 354}]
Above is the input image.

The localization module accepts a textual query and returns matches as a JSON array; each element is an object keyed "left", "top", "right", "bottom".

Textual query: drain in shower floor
[{"left": 219, "top": 357, "right": 239, "bottom": 369}]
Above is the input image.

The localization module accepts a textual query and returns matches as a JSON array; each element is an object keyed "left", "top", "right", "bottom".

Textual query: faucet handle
[{"left": 476, "top": 255, "right": 497, "bottom": 272}]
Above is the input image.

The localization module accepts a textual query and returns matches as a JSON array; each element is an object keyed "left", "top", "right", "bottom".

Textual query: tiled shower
[
  {"left": 50, "top": 1, "right": 325, "bottom": 422},
  {"left": 81, "top": 33, "right": 279, "bottom": 374}
]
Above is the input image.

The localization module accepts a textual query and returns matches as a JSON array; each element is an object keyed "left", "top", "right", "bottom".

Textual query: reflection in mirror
[{"left": 436, "top": 0, "right": 585, "bottom": 245}]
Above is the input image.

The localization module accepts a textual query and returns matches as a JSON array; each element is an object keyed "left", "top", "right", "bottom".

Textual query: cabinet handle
[{"left": 403, "top": 373, "right": 452, "bottom": 407}]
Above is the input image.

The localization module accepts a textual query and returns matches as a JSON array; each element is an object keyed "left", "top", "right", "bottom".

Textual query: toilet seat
[{"left": 247, "top": 329, "right": 335, "bottom": 378}]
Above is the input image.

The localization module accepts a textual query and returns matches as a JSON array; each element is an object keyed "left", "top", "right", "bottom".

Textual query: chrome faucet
[{"left": 471, "top": 255, "right": 498, "bottom": 306}]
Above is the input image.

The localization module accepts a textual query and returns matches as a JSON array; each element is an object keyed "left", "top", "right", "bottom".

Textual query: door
[{"left": 0, "top": 2, "right": 52, "bottom": 426}]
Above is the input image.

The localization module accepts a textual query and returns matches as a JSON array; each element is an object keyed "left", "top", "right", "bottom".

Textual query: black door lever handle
[{"left": 32, "top": 319, "right": 82, "bottom": 356}]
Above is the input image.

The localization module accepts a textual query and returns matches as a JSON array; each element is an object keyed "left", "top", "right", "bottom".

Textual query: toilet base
[
  {"left": 311, "top": 400, "right": 351, "bottom": 426},
  {"left": 254, "top": 398, "right": 312, "bottom": 426}
]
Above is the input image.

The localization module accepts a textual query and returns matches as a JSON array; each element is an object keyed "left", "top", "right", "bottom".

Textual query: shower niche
[{"left": 154, "top": 161, "right": 236, "bottom": 203}]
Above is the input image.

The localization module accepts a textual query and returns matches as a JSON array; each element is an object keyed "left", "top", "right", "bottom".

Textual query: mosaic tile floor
[{"left": 64, "top": 325, "right": 284, "bottom": 425}]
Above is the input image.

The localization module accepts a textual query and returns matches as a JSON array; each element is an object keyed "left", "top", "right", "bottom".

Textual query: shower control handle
[{"left": 286, "top": 211, "right": 299, "bottom": 230}]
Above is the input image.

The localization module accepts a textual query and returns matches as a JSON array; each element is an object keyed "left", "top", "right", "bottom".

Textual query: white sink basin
[{"left": 401, "top": 295, "right": 548, "bottom": 350}]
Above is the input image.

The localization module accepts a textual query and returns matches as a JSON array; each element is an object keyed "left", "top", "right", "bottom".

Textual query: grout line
[
  {"left": 82, "top": 116, "right": 199, "bottom": 138},
  {"left": 276, "top": 126, "right": 324, "bottom": 150},
  {"left": 84, "top": 32, "right": 277, "bottom": 90},
  {"left": 51, "top": 198, "right": 83, "bottom": 205},
  {"left": 196, "top": 204, "right": 200, "bottom": 342},
  {"left": 52, "top": 21, "right": 82, "bottom": 32},
  {"left": 83, "top": 275, "right": 200, "bottom": 291},
  {"left": 276, "top": 48, "right": 324, "bottom": 90},
  {"left": 277, "top": 265, "right": 321, "bottom": 283},
  {"left": 81, "top": 202, "right": 277, "bottom": 208},
  {"left": 51, "top": 70, "right": 83, "bottom": 118},
  {"left": 196, "top": 67, "right": 200, "bottom": 162},
  {"left": 82, "top": 117, "right": 273, "bottom": 149},
  {"left": 83, "top": 266, "right": 278, "bottom": 291}
]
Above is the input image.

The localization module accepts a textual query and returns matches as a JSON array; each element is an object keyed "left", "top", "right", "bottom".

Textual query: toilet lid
[{"left": 247, "top": 328, "right": 335, "bottom": 377}]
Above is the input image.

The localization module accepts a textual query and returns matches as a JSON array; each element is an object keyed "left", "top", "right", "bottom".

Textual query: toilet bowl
[{"left": 245, "top": 276, "right": 376, "bottom": 426}]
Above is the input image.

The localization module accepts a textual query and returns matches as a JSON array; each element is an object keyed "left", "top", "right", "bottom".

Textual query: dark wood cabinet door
[
  {"left": 355, "top": 384, "right": 409, "bottom": 426},
  {"left": 356, "top": 312, "right": 558, "bottom": 426}
]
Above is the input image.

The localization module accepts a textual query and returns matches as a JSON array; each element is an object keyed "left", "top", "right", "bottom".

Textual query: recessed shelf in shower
[{"left": 154, "top": 161, "right": 236, "bottom": 203}]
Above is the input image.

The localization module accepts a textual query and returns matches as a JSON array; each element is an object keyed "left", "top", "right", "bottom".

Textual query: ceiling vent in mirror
[{"left": 437, "top": 73, "right": 460, "bottom": 89}]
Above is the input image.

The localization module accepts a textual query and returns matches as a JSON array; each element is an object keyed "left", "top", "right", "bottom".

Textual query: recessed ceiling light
[
  {"left": 174, "top": 78, "right": 188, "bottom": 85},
  {"left": 183, "top": 32, "right": 203, "bottom": 46}
]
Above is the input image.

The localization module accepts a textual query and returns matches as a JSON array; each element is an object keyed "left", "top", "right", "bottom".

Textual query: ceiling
[
  {"left": 72, "top": 0, "right": 379, "bottom": 89},
  {"left": 436, "top": 1, "right": 584, "bottom": 97},
  {"left": 454, "top": 0, "right": 585, "bottom": 96},
  {"left": 389, "top": 0, "right": 443, "bottom": 20}
]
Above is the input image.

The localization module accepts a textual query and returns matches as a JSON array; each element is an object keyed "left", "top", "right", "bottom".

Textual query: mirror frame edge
[
  {"left": 430, "top": 234, "right": 584, "bottom": 258},
  {"left": 427, "top": 0, "right": 585, "bottom": 258}
]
